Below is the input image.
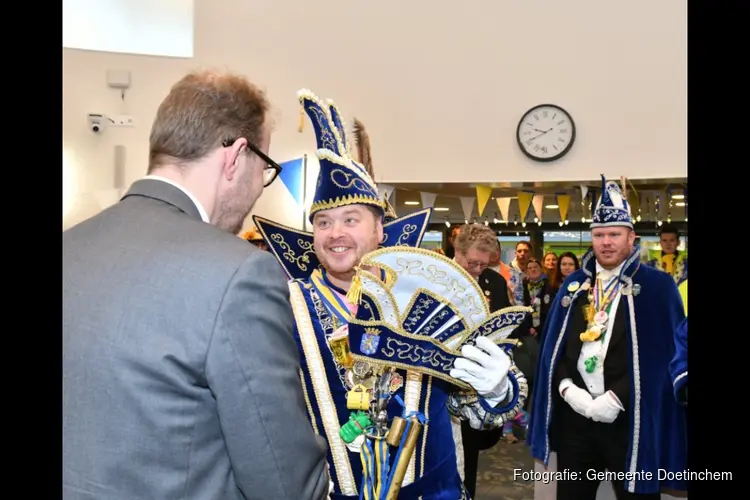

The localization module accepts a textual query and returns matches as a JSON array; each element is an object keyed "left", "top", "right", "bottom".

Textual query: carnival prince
[{"left": 254, "top": 89, "right": 527, "bottom": 499}]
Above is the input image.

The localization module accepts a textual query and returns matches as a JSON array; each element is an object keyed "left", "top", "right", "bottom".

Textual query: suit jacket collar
[{"left": 121, "top": 178, "right": 205, "bottom": 222}]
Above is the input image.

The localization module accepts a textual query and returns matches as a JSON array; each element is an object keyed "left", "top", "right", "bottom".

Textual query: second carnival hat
[
  {"left": 590, "top": 174, "right": 633, "bottom": 229},
  {"left": 253, "top": 89, "right": 433, "bottom": 281}
]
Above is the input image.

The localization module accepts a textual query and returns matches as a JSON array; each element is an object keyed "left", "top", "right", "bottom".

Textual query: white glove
[
  {"left": 586, "top": 391, "right": 622, "bottom": 423},
  {"left": 450, "top": 336, "right": 512, "bottom": 405},
  {"left": 561, "top": 383, "right": 593, "bottom": 417}
]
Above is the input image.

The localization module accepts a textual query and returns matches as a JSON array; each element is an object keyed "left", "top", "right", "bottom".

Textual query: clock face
[{"left": 516, "top": 104, "right": 576, "bottom": 162}]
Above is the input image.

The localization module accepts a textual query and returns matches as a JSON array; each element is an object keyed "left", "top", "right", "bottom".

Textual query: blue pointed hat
[
  {"left": 590, "top": 174, "right": 633, "bottom": 229},
  {"left": 298, "top": 89, "right": 385, "bottom": 222}
]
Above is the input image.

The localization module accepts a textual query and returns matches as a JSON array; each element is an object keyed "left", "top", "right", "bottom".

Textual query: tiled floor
[
  {"left": 475, "top": 438, "right": 688, "bottom": 500},
  {"left": 474, "top": 431, "right": 534, "bottom": 500}
]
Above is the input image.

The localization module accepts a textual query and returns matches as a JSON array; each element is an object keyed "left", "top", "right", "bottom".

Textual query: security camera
[{"left": 87, "top": 113, "right": 108, "bottom": 133}]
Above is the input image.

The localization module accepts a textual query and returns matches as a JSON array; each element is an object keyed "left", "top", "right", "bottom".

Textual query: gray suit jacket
[{"left": 63, "top": 179, "right": 329, "bottom": 500}]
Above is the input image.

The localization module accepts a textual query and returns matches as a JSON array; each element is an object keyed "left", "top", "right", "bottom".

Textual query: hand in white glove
[
  {"left": 586, "top": 391, "right": 622, "bottom": 423},
  {"left": 450, "top": 336, "right": 512, "bottom": 405},
  {"left": 562, "top": 384, "right": 593, "bottom": 418}
]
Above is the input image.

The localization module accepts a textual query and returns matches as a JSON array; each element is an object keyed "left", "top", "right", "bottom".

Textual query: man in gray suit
[{"left": 63, "top": 70, "right": 330, "bottom": 500}]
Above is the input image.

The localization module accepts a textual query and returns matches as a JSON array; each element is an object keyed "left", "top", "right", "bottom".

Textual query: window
[
  {"left": 420, "top": 231, "right": 443, "bottom": 250},
  {"left": 63, "top": 0, "right": 194, "bottom": 58}
]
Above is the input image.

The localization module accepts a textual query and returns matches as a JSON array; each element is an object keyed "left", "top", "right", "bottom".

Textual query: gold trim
[
  {"left": 253, "top": 215, "right": 317, "bottom": 279},
  {"left": 309, "top": 193, "right": 385, "bottom": 219},
  {"left": 383, "top": 207, "right": 432, "bottom": 247},
  {"left": 290, "top": 282, "right": 357, "bottom": 496},
  {"left": 350, "top": 352, "right": 472, "bottom": 391},
  {"left": 325, "top": 98, "right": 354, "bottom": 157},
  {"left": 420, "top": 377, "right": 432, "bottom": 478},
  {"left": 299, "top": 369, "right": 319, "bottom": 435},
  {"left": 403, "top": 371, "right": 422, "bottom": 485},
  {"left": 358, "top": 246, "right": 491, "bottom": 321}
]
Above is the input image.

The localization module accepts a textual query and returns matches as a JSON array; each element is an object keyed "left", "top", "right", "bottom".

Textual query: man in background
[
  {"left": 508, "top": 241, "right": 533, "bottom": 304},
  {"left": 647, "top": 225, "right": 687, "bottom": 285},
  {"left": 528, "top": 176, "right": 687, "bottom": 499},
  {"left": 63, "top": 70, "right": 330, "bottom": 500}
]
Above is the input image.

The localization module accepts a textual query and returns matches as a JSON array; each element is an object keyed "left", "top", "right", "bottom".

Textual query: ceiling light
[
  {"left": 675, "top": 202, "right": 686, "bottom": 207},
  {"left": 434, "top": 207, "right": 449, "bottom": 211},
  {"left": 545, "top": 204, "right": 559, "bottom": 209},
  {"left": 672, "top": 194, "right": 685, "bottom": 200},
  {"left": 404, "top": 201, "right": 419, "bottom": 205}
]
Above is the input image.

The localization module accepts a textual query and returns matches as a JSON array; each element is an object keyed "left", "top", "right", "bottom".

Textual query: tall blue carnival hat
[
  {"left": 297, "top": 88, "right": 385, "bottom": 222},
  {"left": 253, "top": 89, "right": 433, "bottom": 281},
  {"left": 590, "top": 174, "right": 633, "bottom": 229}
]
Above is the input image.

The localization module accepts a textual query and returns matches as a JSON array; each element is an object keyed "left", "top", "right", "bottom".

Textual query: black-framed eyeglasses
[{"left": 222, "top": 139, "right": 283, "bottom": 187}]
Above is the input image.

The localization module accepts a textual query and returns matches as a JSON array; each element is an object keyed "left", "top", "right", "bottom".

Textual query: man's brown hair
[
  {"left": 453, "top": 224, "right": 499, "bottom": 254},
  {"left": 148, "top": 70, "right": 271, "bottom": 172}
]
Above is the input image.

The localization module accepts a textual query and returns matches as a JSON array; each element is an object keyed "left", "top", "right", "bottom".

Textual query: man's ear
[
  {"left": 222, "top": 138, "right": 247, "bottom": 181},
  {"left": 376, "top": 218, "right": 385, "bottom": 243}
]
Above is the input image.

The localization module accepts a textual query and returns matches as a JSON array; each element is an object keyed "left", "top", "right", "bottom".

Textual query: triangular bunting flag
[
  {"left": 460, "top": 196, "right": 475, "bottom": 221},
  {"left": 278, "top": 157, "right": 306, "bottom": 207},
  {"left": 517, "top": 191, "right": 533, "bottom": 221},
  {"left": 475, "top": 185, "right": 493, "bottom": 216},
  {"left": 420, "top": 191, "right": 437, "bottom": 208},
  {"left": 532, "top": 194, "right": 545, "bottom": 221},
  {"left": 378, "top": 183, "right": 395, "bottom": 202},
  {"left": 556, "top": 194, "right": 571, "bottom": 221},
  {"left": 495, "top": 197, "right": 512, "bottom": 222},
  {"left": 580, "top": 185, "right": 589, "bottom": 201}
]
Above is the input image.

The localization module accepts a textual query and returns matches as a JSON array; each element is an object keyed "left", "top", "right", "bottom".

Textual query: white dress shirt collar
[
  {"left": 595, "top": 259, "right": 626, "bottom": 282},
  {"left": 142, "top": 175, "right": 210, "bottom": 223}
]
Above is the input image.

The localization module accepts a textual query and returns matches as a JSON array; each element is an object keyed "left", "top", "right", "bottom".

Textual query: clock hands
[{"left": 529, "top": 128, "right": 553, "bottom": 141}]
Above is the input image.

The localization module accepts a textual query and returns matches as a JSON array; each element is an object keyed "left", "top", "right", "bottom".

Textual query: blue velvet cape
[
  {"left": 669, "top": 318, "right": 688, "bottom": 405},
  {"left": 527, "top": 249, "right": 688, "bottom": 494}
]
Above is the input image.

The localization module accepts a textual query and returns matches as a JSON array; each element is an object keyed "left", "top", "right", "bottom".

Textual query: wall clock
[{"left": 516, "top": 104, "right": 576, "bottom": 162}]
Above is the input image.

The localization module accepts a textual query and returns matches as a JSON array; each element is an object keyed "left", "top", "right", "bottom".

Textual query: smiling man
[
  {"left": 527, "top": 175, "right": 687, "bottom": 499},
  {"left": 254, "top": 90, "right": 528, "bottom": 500}
]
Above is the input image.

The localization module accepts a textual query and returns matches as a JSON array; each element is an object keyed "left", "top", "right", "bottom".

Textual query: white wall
[{"left": 63, "top": 0, "right": 686, "bottom": 229}]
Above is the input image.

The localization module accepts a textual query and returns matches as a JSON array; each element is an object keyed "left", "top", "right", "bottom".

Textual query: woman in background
[
  {"left": 542, "top": 251, "right": 559, "bottom": 289},
  {"left": 552, "top": 251, "right": 580, "bottom": 288}
]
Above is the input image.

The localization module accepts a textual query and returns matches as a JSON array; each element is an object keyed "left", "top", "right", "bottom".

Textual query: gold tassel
[
  {"left": 346, "top": 274, "right": 363, "bottom": 305},
  {"left": 297, "top": 107, "right": 305, "bottom": 133}
]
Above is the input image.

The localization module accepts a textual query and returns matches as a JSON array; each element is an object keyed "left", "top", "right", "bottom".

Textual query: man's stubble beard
[
  {"left": 214, "top": 169, "right": 259, "bottom": 235},
  {"left": 318, "top": 231, "right": 381, "bottom": 285}
]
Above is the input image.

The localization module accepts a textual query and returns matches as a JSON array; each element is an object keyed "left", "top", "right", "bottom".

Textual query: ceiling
[{"left": 391, "top": 178, "right": 688, "bottom": 223}]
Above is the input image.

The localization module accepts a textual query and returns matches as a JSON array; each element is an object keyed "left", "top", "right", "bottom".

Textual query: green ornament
[
  {"left": 339, "top": 411, "right": 372, "bottom": 444},
  {"left": 584, "top": 356, "right": 598, "bottom": 373}
]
